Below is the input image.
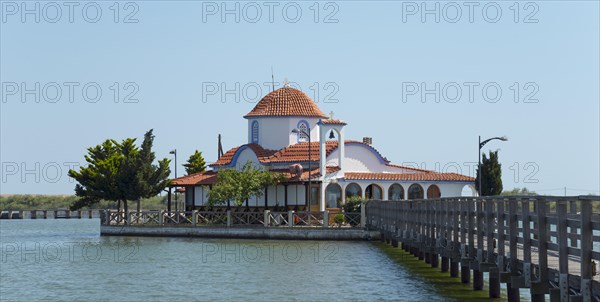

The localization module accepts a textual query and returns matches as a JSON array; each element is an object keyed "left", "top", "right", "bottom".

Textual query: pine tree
[
  {"left": 183, "top": 150, "right": 207, "bottom": 174},
  {"left": 68, "top": 129, "right": 171, "bottom": 216},
  {"left": 475, "top": 150, "right": 503, "bottom": 196}
]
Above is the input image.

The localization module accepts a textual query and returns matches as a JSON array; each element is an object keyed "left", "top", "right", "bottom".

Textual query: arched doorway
[
  {"left": 325, "top": 183, "right": 342, "bottom": 209},
  {"left": 365, "top": 184, "right": 383, "bottom": 200},
  {"left": 427, "top": 185, "right": 441, "bottom": 198},
  {"left": 345, "top": 183, "right": 362, "bottom": 199},
  {"left": 408, "top": 184, "right": 424, "bottom": 200},
  {"left": 388, "top": 183, "right": 404, "bottom": 201}
]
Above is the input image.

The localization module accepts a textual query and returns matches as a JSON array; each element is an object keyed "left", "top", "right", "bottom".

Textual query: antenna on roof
[
  {"left": 271, "top": 66, "right": 275, "bottom": 92},
  {"left": 218, "top": 134, "right": 224, "bottom": 159}
]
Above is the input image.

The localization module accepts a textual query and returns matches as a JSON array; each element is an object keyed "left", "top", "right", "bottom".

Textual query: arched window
[
  {"left": 345, "top": 183, "right": 362, "bottom": 199},
  {"left": 297, "top": 120, "right": 309, "bottom": 143},
  {"left": 427, "top": 185, "right": 441, "bottom": 199},
  {"left": 388, "top": 184, "right": 404, "bottom": 201},
  {"left": 408, "top": 184, "right": 424, "bottom": 200},
  {"left": 251, "top": 121, "right": 259, "bottom": 144},
  {"left": 365, "top": 184, "right": 383, "bottom": 200},
  {"left": 325, "top": 183, "right": 342, "bottom": 208}
]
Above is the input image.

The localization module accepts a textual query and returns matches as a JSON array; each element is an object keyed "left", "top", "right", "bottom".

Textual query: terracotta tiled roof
[
  {"left": 171, "top": 171, "right": 218, "bottom": 186},
  {"left": 385, "top": 164, "right": 433, "bottom": 173},
  {"left": 244, "top": 87, "right": 328, "bottom": 118},
  {"left": 267, "top": 141, "right": 339, "bottom": 164},
  {"left": 319, "top": 119, "right": 347, "bottom": 125},
  {"left": 344, "top": 172, "right": 475, "bottom": 182},
  {"left": 211, "top": 144, "right": 277, "bottom": 166},
  {"left": 171, "top": 166, "right": 340, "bottom": 187},
  {"left": 210, "top": 140, "right": 389, "bottom": 167}
]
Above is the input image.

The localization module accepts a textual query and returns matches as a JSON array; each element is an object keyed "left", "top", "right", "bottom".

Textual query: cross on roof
[{"left": 329, "top": 111, "right": 334, "bottom": 119}]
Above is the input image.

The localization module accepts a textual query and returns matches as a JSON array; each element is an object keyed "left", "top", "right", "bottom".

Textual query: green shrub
[
  {"left": 343, "top": 196, "right": 366, "bottom": 213},
  {"left": 334, "top": 214, "right": 345, "bottom": 227}
]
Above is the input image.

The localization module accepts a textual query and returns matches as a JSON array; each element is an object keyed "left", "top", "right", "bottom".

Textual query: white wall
[
  {"left": 189, "top": 181, "right": 468, "bottom": 207},
  {"left": 337, "top": 180, "right": 469, "bottom": 201},
  {"left": 247, "top": 117, "right": 320, "bottom": 150},
  {"left": 235, "top": 147, "right": 260, "bottom": 169},
  {"left": 327, "top": 144, "right": 386, "bottom": 172}
]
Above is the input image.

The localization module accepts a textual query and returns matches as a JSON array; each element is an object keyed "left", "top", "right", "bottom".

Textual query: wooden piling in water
[
  {"left": 441, "top": 257, "right": 449, "bottom": 272},
  {"left": 450, "top": 261, "right": 459, "bottom": 277},
  {"left": 461, "top": 264, "right": 470, "bottom": 284}
]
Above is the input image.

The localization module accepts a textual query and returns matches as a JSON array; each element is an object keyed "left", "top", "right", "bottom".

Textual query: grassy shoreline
[{"left": 0, "top": 194, "right": 171, "bottom": 211}]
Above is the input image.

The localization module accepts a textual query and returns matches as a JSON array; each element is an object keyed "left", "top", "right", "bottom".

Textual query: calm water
[{"left": 0, "top": 219, "right": 456, "bottom": 302}]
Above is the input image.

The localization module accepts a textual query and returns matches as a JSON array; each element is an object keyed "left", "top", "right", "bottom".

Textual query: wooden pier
[{"left": 366, "top": 195, "right": 600, "bottom": 302}]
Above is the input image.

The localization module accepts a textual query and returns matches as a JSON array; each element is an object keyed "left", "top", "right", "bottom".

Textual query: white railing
[{"left": 101, "top": 207, "right": 366, "bottom": 228}]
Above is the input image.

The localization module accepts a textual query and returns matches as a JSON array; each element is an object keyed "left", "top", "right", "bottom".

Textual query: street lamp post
[
  {"left": 169, "top": 149, "right": 178, "bottom": 210},
  {"left": 292, "top": 128, "right": 311, "bottom": 211},
  {"left": 478, "top": 136, "right": 508, "bottom": 196}
]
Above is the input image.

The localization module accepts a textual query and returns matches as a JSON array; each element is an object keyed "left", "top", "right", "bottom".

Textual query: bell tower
[{"left": 317, "top": 118, "right": 346, "bottom": 211}]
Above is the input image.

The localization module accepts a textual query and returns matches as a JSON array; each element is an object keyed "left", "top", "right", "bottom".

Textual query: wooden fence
[{"left": 366, "top": 195, "right": 600, "bottom": 302}]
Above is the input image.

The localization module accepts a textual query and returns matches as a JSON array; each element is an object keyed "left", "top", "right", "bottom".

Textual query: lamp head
[
  {"left": 291, "top": 128, "right": 300, "bottom": 134},
  {"left": 169, "top": 149, "right": 176, "bottom": 154},
  {"left": 500, "top": 136, "right": 508, "bottom": 141}
]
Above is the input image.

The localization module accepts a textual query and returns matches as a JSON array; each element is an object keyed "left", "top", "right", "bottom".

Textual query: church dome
[{"left": 244, "top": 87, "right": 328, "bottom": 118}]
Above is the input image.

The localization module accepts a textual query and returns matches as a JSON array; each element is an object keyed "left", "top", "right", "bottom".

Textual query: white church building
[{"left": 171, "top": 86, "right": 475, "bottom": 211}]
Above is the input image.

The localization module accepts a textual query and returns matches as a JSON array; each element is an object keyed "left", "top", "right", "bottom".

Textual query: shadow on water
[{"left": 374, "top": 242, "right": 526, "bottom": 302}]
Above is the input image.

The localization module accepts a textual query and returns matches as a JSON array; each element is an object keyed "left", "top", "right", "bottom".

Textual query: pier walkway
[{"left": 367, "top": 195, "right": 600, "bottom": 302}]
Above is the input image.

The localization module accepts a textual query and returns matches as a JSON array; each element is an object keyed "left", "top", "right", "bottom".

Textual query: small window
[
  {"left": 251, "top": 121, "right": 259, "bottom": 144},
  {"left": 297, "top": 121, "right": 309, "bottom": 142}
]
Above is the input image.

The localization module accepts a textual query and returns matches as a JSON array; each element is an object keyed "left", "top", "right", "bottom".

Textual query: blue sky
[{"left": 1, "top": 1, "right": 599, "bottom": 195}]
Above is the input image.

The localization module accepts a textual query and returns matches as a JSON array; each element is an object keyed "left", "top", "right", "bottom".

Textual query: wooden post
[
  {"left": 569, "top": 200, "right": 577, "bottom": 247},
  {"left": 192, "top": 210, "right": 197, "bottom": 227},
  {"left": 226, "top": 210, "right": 232, "bottom": 227},
  {"left": 507, "top": 198, "right": 520, "bottom": 302},
  {"left": 159, "top": 210, "right": 164, "bottom": 226},
  {"left": 487, "top": 199, "right": 500, "bottom": 298},
  {"left": 288, "top": 211, "right": 294, "bottom": 227},
  {"left": 450, "top": 199, "right": 459, "bottom": 278},
  {"left": 473, "top": 199, "right": 484, "bottom": 291},
  {"left": 557, "top": 201, "right": 569, "bottom": 302},
  {"left": 522, "top": 199, "right": 532, "bottom": 289},
  {"left": 322, "top": 210, "right": 328, "bottom": 228},
  {"left": 580, "top": 198, "right": 592, "bottom": 302},
  {"left": 532, "top": 199, "right": 549, "bottom": 302},
  {"left": 461, "top": 199, "right": 471, "bottom": 284},
  {"left": 360, "top": 203, "right": 366, "bottom": 229},
  {"left": 264, "top": 210, "right": 270, "bottom": 227}
]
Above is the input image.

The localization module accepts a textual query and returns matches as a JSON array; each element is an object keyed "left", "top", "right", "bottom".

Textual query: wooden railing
[
  {"left": 101, "top": 209, "right": 366, "bottom": 229},
  {"left": 366, "top": 195, "right": 600, "bottom": 302}
]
